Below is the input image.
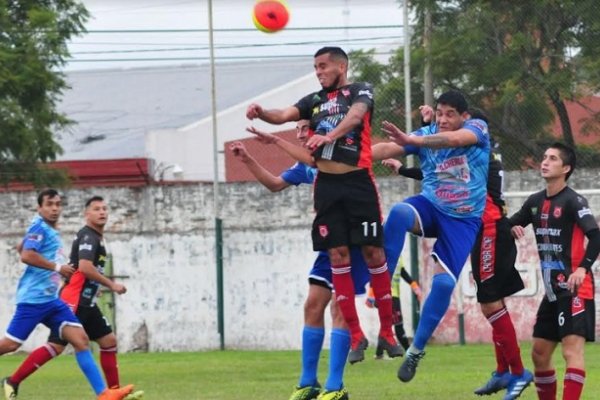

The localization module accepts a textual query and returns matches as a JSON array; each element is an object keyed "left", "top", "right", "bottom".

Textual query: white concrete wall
[{"left": 1, "top": 169, "right": 599, "bottom": 352}]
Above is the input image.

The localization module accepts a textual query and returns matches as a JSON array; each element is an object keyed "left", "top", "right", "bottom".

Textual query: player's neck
[
  {"left": 545, "top": 178, "right": 567, "bottom": 197},
  {"left": 87, "top": 223, "right": 104, "bottom": 235}
]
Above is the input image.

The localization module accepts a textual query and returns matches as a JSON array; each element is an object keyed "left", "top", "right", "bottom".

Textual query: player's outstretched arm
[
  {"left": 20, "top": 250, "right": 74, "bottom": 278},
  {"left": 79, "top": 259, "right": 126, "bottom": 294},
  {"left": 246, "top": 103, "right": 300, "bottom": 125},
  {"left": 231, "top": 141, "right": 290, "bottom": 192},
  {"left": 372, "top": 142, "right": 404, "bottom": 161},
  {"left": 246, "top": 127, "right": 314, "bottom": 165}
]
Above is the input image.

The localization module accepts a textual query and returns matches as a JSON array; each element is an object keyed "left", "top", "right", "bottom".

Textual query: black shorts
[
  {"left": 533, "top": 296, "right": 595, "bottom": 342},
  {"left": 312, "top": 169, "right": 383, "bottom": 251},
  {"left": 471, "top": 217, "right": 524, "bottom": 303},
  {"left": 48, "top": 304, "right": 113, "bottom": 345}
]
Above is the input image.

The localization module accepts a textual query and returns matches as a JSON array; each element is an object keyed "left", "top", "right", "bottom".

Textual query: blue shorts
[
  {"left": 309, "top": 247, "right": 372, "bottom": 295},
  {"left": 405, "top": 195, "right": 481, "bottom": 281},
  {"left": 5, "top": 299, "right": 82, "bottom": 344}
]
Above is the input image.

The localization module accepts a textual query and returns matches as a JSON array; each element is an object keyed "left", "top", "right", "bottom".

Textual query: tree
[
  {"left": 351, "top": 1, "right": 600, "bottom": 169},
  {"left": 0, "top": 0, "right": 89, "bottom": 186}
]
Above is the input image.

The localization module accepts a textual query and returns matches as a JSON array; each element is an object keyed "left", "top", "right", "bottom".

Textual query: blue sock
[
  {"left": 325, "top": 328, "right": 350, "bottom": 391},
  {"left": 299, "top": 326, "right": 325, "bottom": 387},
  {"left": 75, "top": 349, "right": 106, "bottom": 395},
  {"left": 413, "top": 273, "right": 455, "bottom": 351},
  {"left": 384, "top": 203, "right": 416, "bottom": 274}
]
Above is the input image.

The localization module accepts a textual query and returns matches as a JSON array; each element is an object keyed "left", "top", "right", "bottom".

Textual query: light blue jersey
[
  {"left": 405, "top": 119, "right": 490, "bottom": 218},
  {"left": 281, "top": 162, "right": 317, "bottom": 186},
  {"left": 15, "top": 215, "right": 65, "bottom": 304}
]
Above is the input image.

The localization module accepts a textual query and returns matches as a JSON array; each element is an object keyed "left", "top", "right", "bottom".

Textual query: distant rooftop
[{"left": 57, "top": 59, "right": 313, "bottom": 160}]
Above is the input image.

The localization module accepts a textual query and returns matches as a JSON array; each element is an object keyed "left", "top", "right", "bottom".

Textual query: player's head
[
  {"left": 37, "top": 189, "right": 62, "bottom": 225},
  {"left": 435, "top": 90, "right": 469, "bottom": 132},
  {"left": 85, "top": 195, "right": 108, "bottom": 228},
  {"left": 542, "top": 142, "right": 576, "bottom": 182},
  {"left": 468, "top": 107, "right": 488, "bottom": 124},
  {"left": 313, "top": 46, "right": 348, "bottom": 90},
  {"left": 295, "top": 119, "right": 310, "bottom": 143}
]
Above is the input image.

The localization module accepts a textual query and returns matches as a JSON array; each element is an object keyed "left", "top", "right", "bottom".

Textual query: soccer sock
[
  {"left": 10, "top": 344, "right": 57, "bottom": 384},
  {"left": 491, "top": 328, "right": 509, "bottom": 373},
  {"left": 100, "top": 346, "right": 120, "bottom": 388},
  {"left": 487, "top": 307, "right": 523, "bottom": 375},
  {"left": 534, "top": 369, "right": 557, "bottom": 400},
  {"left": 563, "top": 368, "right": 585, "bottom": 400},
  {"left": 368, "top": 262, "right": 394, "bottom": 337},
  {"left": 325, "top": 328, "right": 350, "bottom": 391},
  {"left": 298, "top": 326, "right": 325, "bottom": 388},
  {"left": 75, "top": 349, "right": 107, "bottom": 395},
  {"left": 331, "top": 264, "right": 363, "bottom": 347},
  {"left": 412, "top": 273, "right": 455, "bottom": 351},
  {"left": 384, "top": 203, "right": 415, "bottom": 273},
  {"left": 394, "top": 322, "right": 410, "bottom": 351}
]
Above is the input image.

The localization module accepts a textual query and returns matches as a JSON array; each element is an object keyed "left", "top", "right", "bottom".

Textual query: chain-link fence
[{"left": 231, "top": 2, "right": 600, "bottom": 184}]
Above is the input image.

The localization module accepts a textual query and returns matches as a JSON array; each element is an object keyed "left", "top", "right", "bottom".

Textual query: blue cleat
[
  {"left": 474, "top": 371, "right": 511, "bottom": 395},
  {"left": 503, "top": 369, "right": 533, "bottom": 400}
]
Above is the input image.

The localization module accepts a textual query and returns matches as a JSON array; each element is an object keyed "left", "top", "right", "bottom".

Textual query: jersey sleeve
[
  {"left": 22, "top": 222, "right": 46, "bottom": 252},
  {"left": 280, "top": 163, "right": 316, "bottom": 186},
  {"left": 294, "top": 93, "right": 317, "bottom": 120},
  {"left": 463, "top": 118, "right": 489, "bottom": 147},
  {"left": 403, "top": 126, "right": 428, "bottom": 155},
  {"left": 350, "top": 82, "right": 375, "bottom": 107},
  {"left": 570, "top": 194, "right": 599, "bottom": 234},
  {"left": 77, "top": 232, "right": 100, "bottom": 262},
  {"left": 509, "top": 196, "right": 533, "bottom": 227}
]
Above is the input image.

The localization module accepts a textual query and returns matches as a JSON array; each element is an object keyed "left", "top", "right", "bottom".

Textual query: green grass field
[{"left": 1, "top": 343, "right": 599, "bottom": 399}]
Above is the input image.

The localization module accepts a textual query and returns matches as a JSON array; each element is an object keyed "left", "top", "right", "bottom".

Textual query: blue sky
[{"left": 67, "top": 0, "right": 408, "bottom": 70}]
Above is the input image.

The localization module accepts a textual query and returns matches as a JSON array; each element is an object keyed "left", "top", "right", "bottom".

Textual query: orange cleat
[{"left": 98, "top": 384, "right": 134, "bottom": 400}]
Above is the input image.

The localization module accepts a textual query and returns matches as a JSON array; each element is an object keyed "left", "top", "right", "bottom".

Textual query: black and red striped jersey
[
  {"left": 294, "top": 82, "right": 374, "bottom": 169},
  {"left": 509, "top": 186, "right": 598, "bottom": 301},
  {"left": 61, "top": 226, "right": 106, "bottom": 311},
  {"left": 482, "top": 149, "right": 506, "bottom": 224}
]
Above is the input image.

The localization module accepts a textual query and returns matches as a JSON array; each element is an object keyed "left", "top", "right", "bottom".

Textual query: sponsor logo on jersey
[
  {"left": 572, "top": 296, "right": 585, "bottom": 315},
  {"left": 358, "top": 89, "right": 373, "bottom": 99},
  {"left": 535, "top": 227, "right": 561, "bottom": 236},
  {"left": 341, "top": 89, "right": 350, "bottom": 97},
  {"left": 79, "top": 243, "right": 93, "bottom": 252},
  {"left": 531, "top": 207, "right": 538, "bottom": 215},
  {"left": 319, "top": 225, "right": 329, "bottom": 238},
  {"left": 578, "top": 207, "right": 592, "bottom": 218},
  {"left": 26, "top": 233, "right": 43, "bottom": 242},
  {"left": 553, "top": 207, "right": 562, "bottom": 218}
]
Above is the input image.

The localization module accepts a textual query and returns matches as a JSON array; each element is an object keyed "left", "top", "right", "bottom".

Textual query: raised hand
[{"left": 246, "top": 126, "right": 278, "bottom": 145}]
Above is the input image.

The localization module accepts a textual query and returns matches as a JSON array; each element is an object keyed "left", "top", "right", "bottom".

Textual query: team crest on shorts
[
  {"left": 553, "top": 207, "right": 562, "bottom": 218},
  {"left": 319, "top": 225, "right": 329, "bottom": 238}
]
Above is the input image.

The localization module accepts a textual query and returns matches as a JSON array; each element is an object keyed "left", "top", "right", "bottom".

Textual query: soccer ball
[{"left": 252, "top": 0, "right": 290, "bottom": 33}]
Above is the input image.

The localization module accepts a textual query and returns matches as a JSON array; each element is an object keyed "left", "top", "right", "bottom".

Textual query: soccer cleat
[
  {"left": 288, "top": 383, "right": 321, "bottom": 400},
  {"left": 2, "top": 377, "right": 18, "bottom": 400},
  {"left": 316, "top": 388, "right": 349, "bottom": 400},
  {"left": 397, "top": 349, "right": 425, "bottom": 382},
  {"left": 98, "top": 384, "right": 134, "bottom": 400},
  {"left": 503, "top": 370, "right": 533, "bottom": 400},
  {"left": 123, "top": 390, "right": 145, "bottom": 400},
  {"left": 377, "top": 334, "right": 404, "bottom": 358},
  {"left": 474, "top": 371, "right": 511, "bottom": 395},
  {"left": 347, "top": 336, "right": 368, "bottom": 364}
]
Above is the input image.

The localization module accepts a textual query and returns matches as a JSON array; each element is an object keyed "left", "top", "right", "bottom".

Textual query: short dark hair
[
  {"left": 85, "top": 195, "right": 104, "bottom": 208},
  {"left": 37, "top": 189, "right": 59, "bottom": 206},
  {"left": 314, "top": 46, "right": 348, "bottom": 63},
  {"left": 436, "top": 90, "right": 469, "bottom": 114},
  {"left": 549, "top": 142, "right": 576, "bottom": 181}
]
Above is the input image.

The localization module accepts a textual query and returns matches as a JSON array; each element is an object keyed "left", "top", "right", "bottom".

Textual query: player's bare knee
[
  {"left": 48, "top": 342, "right": 66, "bottom": 356},
  {"left": 0, "top": 338, "right": 21, "bottom": 354},
  {"left": 328, "top": 246, "right": 349, "bottom": 265},
  {"left": 62, "top": 326, "right": 90, "bottom": 351},
  {"left": 361, "top": 245, "right": 385, "bottom": 265},
  {"left": 531, "top": 344, "right": 552, "bottom": 369}
]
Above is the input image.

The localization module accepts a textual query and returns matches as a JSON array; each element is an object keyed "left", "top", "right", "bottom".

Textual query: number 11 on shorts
[{"left": 362, "top": 221, "right": 377, "bottom": 237}]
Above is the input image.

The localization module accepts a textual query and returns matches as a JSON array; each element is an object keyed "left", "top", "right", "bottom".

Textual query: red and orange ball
[{"left": 252, "top": 0, "right": 290, "bottom": 33}]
